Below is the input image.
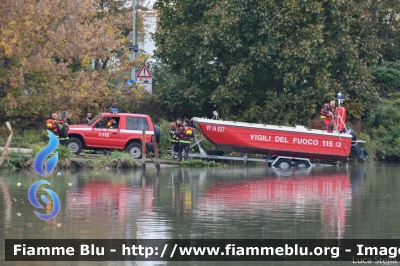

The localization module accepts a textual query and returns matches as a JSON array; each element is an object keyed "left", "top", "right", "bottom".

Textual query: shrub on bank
[
  {"left": 0, "top": 129, "right": 47, "bottom": 148},
  {"left": 94, "top": 151, "right": 143, "bottom": 169},
  {"left": 0, "top": 150, "right": 32, "bottom": 170}
]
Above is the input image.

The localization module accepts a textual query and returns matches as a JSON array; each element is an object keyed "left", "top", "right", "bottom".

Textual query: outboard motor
[
  {"left": 335, "top": 93, "right": 367, "bottom": 161},
  {"left": 345, "top": 128, "right": 367, "bottom": 161}
]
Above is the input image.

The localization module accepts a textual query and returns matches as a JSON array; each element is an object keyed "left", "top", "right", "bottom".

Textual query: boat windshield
[{"left": 88, "top": 114, "right": 102, "bottom": 126}]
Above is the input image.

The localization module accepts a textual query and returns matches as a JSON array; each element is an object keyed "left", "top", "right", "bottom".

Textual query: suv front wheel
[
  {"left": 66, "top": 137, "right": 83, "bottom": 155},
  {"left": 126, "top": 143, "right": 142, "bottom": 159}
]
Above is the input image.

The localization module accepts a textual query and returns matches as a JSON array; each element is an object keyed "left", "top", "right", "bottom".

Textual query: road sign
[
  {"left": 137, "top": 83, "right": 152, "bottom": 93},
  {"left": 137, "top": 77, "right": 152, "bottom": 93},
  {"left": 136, "top": 64, "right": 152, "bottom": 78}
]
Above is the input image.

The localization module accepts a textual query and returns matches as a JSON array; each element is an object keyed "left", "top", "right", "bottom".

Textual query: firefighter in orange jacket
[
  {"left": 320, "top": 101, "right": 335, "bottom": 133},
  {"left": 174, "top": 119, "right": 194, "bottom": 161},
  {"left": 46, "top": 113, "right": 60, "bottom": 136}
]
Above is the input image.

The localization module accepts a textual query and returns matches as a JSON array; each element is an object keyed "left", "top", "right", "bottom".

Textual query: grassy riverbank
[
  {"left": 0, "top": 147, "right": 221, "bottom": 170},
  {"left": 0, "top": 118, "right": 374, "bottom": 171},
  {"left": 0, "top": 120, "right": 226, "bottom": 170}
]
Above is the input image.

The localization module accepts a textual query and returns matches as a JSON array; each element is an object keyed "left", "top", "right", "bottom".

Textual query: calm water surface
[{"left": 1, "top": 163, "right": 399, "bottom": 266}]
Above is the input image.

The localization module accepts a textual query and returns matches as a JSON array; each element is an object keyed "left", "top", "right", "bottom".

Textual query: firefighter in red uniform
[
  {"left": 174, "top": 119, "right": 194, "bottom": 162},
  {"left": 320, "top": 101, "right": 335, "bottom": 133},
  {"left": 46, "top": 113, "right": 60, "bottom": 136},
  {"left": 170, "top": 118, "right": 182, "bottom": 161}
]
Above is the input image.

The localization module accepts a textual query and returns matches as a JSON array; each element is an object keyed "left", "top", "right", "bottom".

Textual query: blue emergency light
[
  {"left": 337, "top": 92, "right": 345, "bottom": 106},
  {"left": 109, "top": 108, "right": 119, "bottom": 114}
]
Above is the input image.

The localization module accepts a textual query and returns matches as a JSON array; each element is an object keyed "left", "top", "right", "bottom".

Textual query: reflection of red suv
[{"left": 65, "top": 109, "right": 160, "bottom": 159}]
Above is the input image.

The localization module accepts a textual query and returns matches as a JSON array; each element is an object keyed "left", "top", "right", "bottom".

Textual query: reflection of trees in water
[
  {"left": 0, "top": 176, "right": 11, "bottom": 238},
  {"left": 172, "top": 169, "right": 192, "bottom": 217},
  {"left": 345, "top": 163, "right": 400, "bottom": 238},
  {"left": 349, "top": 165, "right": 368, "bottom": 197}
]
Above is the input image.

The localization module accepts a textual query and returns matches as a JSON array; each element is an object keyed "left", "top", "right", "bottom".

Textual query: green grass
[
  {"left": 159, "top": 154, "right": 220, "bottom": 166},
  {"left": 93, "top": 150, "right": 143, "bottom": 169},
  {"left": 0, "top": 129, "right": 47, "bottom": 148},
  {"left": 0, "top": 150, "right": 32, "bottom": 169},
  {"left": 31, "top": 143, "right": 74, "bottom": 160}
]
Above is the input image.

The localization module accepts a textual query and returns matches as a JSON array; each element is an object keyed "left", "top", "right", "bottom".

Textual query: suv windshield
[{"left": 88, "top": 114, "right": 102, "bottom": 126}]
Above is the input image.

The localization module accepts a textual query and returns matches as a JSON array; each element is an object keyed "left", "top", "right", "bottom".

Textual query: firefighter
[
  {"left": 170, "top": 118, "right": 182, "bottom": 161},
  {"left": 175, "top": 119, "right": 194, "bottom": 162},
  {"left": 320, "top": 101, "right": 335, "bottom": 133},
  {"left": 56, "top": 111, "right": 69, "bottom": 144},
  {"left": 82, "top": 112, "right": 96, "bottom": 153},
  {"left": 82, "top": 112, "right": 92, "bottom": 124},
  {"left": 106, "top": 118, "right": 118, "bottom": 128},
  {"left": 46, "top": 113, "right": 59, "bottom": 136}
]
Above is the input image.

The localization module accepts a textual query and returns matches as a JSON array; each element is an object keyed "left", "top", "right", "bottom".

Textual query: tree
[
  {"left": 367, "top": 0, "right": 400, "bottom": 62},
  {"left": 367, "top": 62, "right": 400, "bottom": 161},
  {"left": 153, "top": 0, "right": 382, "bottom": 124},
  {"left": 0, "top": 0, "right": 147, "bottom": 127}
]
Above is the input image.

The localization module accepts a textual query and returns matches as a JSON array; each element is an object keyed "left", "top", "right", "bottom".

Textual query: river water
[{"left": 1, "top": 163, "right": 399, "bottom": 266}]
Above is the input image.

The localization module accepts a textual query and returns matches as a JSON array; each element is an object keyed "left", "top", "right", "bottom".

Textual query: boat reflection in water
[{"left": 199, "top": 167, "right": 351, "bottom": 239}]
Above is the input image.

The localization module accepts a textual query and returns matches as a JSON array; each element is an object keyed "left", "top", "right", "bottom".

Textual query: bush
[
  {"left": 0, "top": 150, "right": 32, "bottom": 169},
  {"left": 364, "top": 96, "right": 400, "bottom": 161},
  {"left": 158, "top": 120, "right": 174, "bottom": 152},
  {"left": 95, "top": 150, "right": 143, "bottom": 169},
  {"left": 357, "top": 132, "right": 377, "bottom": 162},
  {"left": 0, "top": 129, "right": 47, "bottom": 148}
]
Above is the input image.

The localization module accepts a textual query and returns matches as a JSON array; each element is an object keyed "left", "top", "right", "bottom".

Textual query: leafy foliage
[
  {"left": 96, "top": 150, "right": 143, "bottom": 168},
  {"left": 153, "top": 0, "right": 381, "bottom": 124},
  {"left": 0, "top": 0, "right": 151, "bottom": 127},
  {"left": 0, "top": 150, "right": 32, "bottom": 169},
  {"left": 372, "top": 62, "right": 400, "bottom": 96},
  {"left": 367, "top": 62, "right": 400, "bottom": 161}
]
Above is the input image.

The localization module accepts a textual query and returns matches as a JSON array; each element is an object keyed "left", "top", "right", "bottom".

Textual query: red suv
[{"left": 65, "top": 109, "right": 160, "bottom": 159}]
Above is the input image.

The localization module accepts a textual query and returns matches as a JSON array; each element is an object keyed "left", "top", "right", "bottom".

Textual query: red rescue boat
[{"left": 192, "top": 112, "right": 353, "bottom": 161}]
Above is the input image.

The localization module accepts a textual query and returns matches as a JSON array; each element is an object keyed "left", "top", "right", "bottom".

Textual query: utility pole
[{"left": 131, "top": 0, "right": 137, "bottom": 80}]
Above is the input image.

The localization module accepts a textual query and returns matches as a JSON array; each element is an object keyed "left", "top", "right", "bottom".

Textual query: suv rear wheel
[{"left": 126, "top": 143, "right": 142, "bottom": 159}]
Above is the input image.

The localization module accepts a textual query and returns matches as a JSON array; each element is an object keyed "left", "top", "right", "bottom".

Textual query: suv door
[{"left": 89, "top": 115, "right": 120, "bottom": 148}]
